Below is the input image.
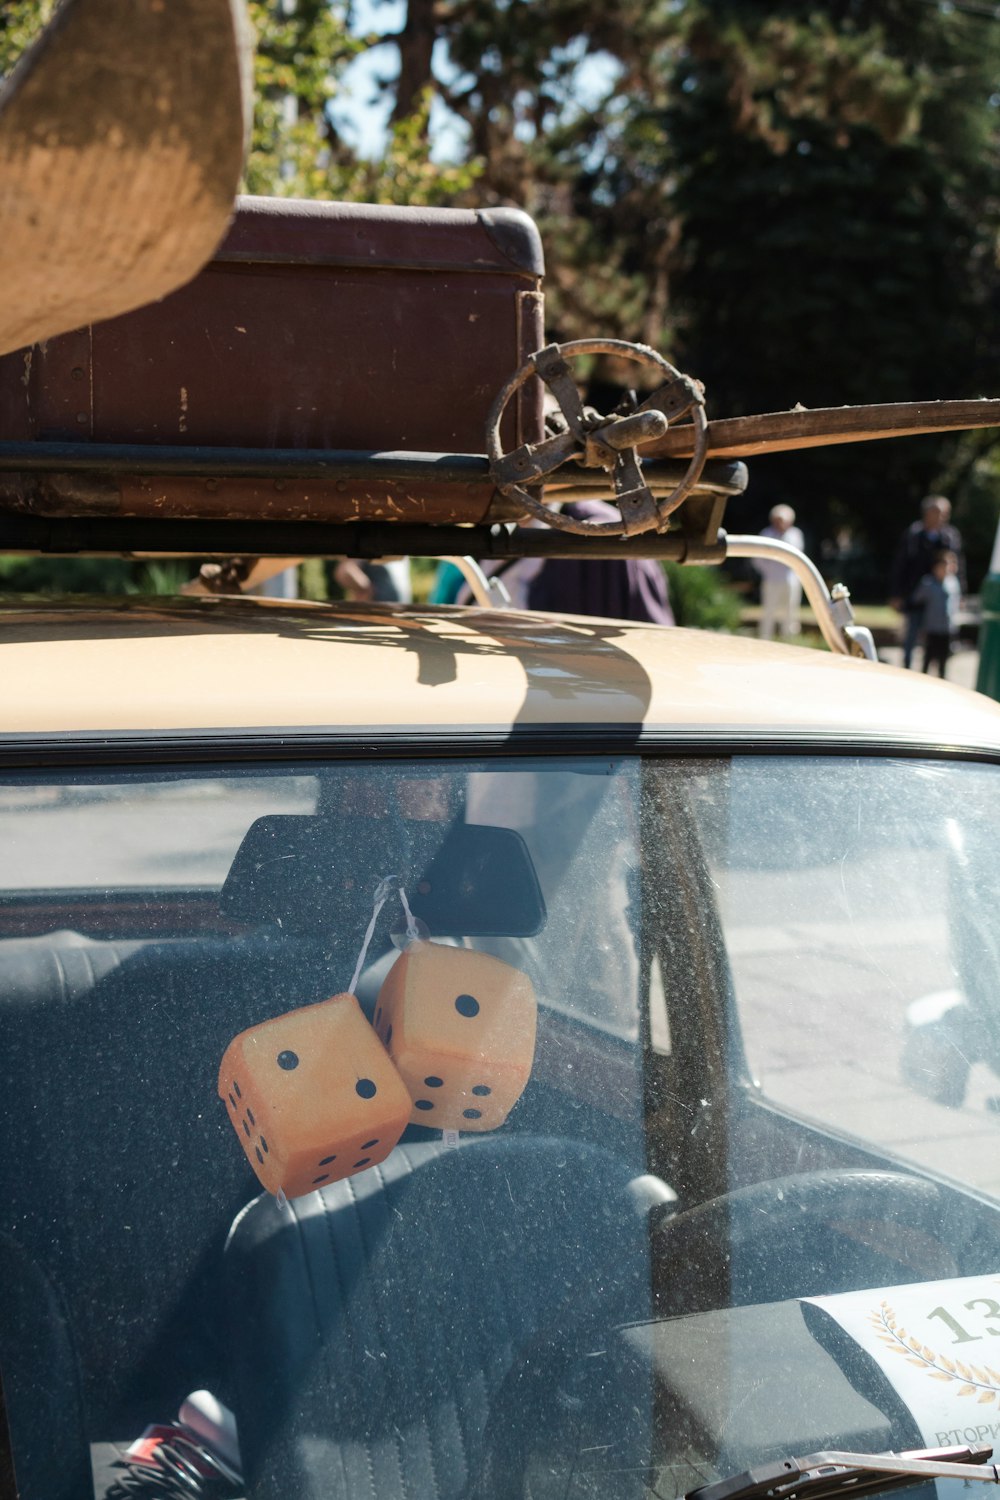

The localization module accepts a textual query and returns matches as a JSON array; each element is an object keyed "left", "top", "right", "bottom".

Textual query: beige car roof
[{"left": 2, "top": 596, "right": 1000, "bottom": 748}]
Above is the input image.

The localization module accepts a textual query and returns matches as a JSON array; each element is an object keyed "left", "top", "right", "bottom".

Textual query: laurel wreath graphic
[{"left": 870, "top": 1301, "right": 1000, "bottom": 1403}]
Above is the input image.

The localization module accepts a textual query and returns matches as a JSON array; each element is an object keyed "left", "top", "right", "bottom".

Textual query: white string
[
  {"left": 349, "top": 874, "right": 400, "bottom": 995},
  {"left": 397, "top": 884, "right": 422, "bottom": 943},
  {"left": 276, "top": 879, "right": 423, "bottom": 1204}
]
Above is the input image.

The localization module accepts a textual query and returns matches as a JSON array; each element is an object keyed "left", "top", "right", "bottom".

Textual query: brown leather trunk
[{"left": 0, "top": 196, "right": 545, "bottom": 526}]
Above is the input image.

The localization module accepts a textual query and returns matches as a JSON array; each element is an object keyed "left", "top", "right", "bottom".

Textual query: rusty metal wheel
[{"left": 486, "top": 338, "right": 709, "bottom": 537}]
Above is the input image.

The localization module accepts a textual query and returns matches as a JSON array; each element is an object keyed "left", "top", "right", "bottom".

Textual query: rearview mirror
[
  {"left": 222, "top": 816, "right": 546, "bottom": 939},
  {"left": 410, "top": 823, "right": 546, "bottom": 938}
]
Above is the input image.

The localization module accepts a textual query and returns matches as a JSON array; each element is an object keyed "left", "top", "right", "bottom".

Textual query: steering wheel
[
  {"left": 651, "top": 1169, "right": 958, "bottom": 1316},
  {"left": 486, "top": 337, "right": 709, "bottom": 538},
  {"left": 471, "top": 1170, "right": 965, "bottom": 1500}
]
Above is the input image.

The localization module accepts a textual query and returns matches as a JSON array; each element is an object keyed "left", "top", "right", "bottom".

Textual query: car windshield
[{"left": 3, "top": 752, "right": 1000, "bottom": 1500}]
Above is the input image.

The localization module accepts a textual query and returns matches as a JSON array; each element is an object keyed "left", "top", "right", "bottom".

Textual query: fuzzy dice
[
  {"left": 218, "top": 992, "right": 412, "bottom": 1200},
  {"left": 373, "top": 941, "right": 537, "bottom": 1130}
]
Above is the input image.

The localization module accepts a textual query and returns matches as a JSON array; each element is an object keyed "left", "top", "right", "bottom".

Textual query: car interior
[{"left": 3, "top": 754, "right": 1000, "bottom": 1500}]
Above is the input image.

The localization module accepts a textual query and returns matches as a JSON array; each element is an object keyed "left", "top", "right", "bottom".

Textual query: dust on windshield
[{"left": 2, "top": 753, "right": 1000, "bottom": 1500}]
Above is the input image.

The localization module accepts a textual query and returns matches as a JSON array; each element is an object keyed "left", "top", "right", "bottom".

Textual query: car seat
[{"left": 223, "top": 1134, "right": 656, "bottom": 1500}]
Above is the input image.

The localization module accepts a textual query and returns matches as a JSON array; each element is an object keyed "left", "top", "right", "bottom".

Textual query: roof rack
[
  {"left": 3, "top": 15, "right": 996, "bottom": 663},
  {"left": 4, "top": 319, "right": 1000, "bottom": 662},
  {"left": 4, "top": 381, "right": 1000, "bottom": 567}
]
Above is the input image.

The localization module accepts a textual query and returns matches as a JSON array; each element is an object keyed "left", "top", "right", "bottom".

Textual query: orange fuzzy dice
[
  {"left": 374, "top": 942, "right": 537, "bottom": 1131},
  {"left": 218, "top": 993, "right": 412, "bottom": 1200}
]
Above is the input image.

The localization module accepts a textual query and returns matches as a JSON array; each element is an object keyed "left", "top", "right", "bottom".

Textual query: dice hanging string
[
  {"left": 349, "top": 876, "right": 425, "bottom": 996},
  {"left": 397, "top": 884, "right": 421, "bottom": 945},
  {"left": 348, "top": 874, "right": 401, "bottom": 996}
]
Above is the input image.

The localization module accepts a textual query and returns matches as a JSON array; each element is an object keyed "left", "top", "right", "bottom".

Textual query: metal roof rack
[{"left": 5, "top": 330, "right": 1000, "bottom": 662}]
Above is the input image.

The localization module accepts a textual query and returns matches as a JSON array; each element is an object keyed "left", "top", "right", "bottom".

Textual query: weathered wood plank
[
  {"left": 641, "top": 399, "right": 1000, "bottom": 458},
  {"left": 0, "top": 0, "right": 252, "bottom": 358}
]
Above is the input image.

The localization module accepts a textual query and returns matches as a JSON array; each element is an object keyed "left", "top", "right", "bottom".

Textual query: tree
[
  {"left": 246, "top": 0, "right": 479, "bottom": 204},
  {"left": 5, "top": 0, "right": 1000, "bottom": 592},
  {"left": 0, "top": 1, "right": 54, "bottom": 76},
  {"left": 575, "top": 1, "right": 1000, "bottom": 582},
  {"left": 365, "top": 0, "right": 1000, "bottom": 585}
]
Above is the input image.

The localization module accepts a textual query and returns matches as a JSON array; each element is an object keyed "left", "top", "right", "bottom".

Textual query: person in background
[
  {"left": 433, "top": 554, "right": 544, "bottom": 610},
  {"left": 333, "top": 558, "right": 412, "bottom": 603},
  {"left": 889, "top": 495, "right": 965, "bottom": 669},
  {"left": 522, "top": 500, "right": 674, "bottom": 623},
  {"left": 753, "top": 504, "right": 805, "bottom": 640},
  {"left": 913, "top": 548, "right": 961, "bottom": 678},
  {"left": 447, "top": 501, "right": 674, "bottom": 622}
]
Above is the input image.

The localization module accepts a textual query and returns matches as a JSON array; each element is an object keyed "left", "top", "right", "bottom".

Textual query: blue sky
[
  {"left": 331, "top": 0, "right": 409, "bottom": 158},
  {"left": 332, "top": 0, "right": 622, "bottom": 162}
]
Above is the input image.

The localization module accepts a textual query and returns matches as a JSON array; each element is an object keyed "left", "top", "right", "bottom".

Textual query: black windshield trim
[{"left": 1, "top": 725, "right": 1000, "bottom": 769}]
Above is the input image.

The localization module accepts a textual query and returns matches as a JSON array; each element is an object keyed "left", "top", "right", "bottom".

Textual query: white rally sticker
[{"left": 804, "top": 1275, "right": 1000, "bottom": 1455}]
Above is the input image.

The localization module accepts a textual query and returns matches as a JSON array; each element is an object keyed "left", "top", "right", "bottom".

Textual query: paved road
[{"left": 878, "top": 640, "right": 981, "bottom": 690}]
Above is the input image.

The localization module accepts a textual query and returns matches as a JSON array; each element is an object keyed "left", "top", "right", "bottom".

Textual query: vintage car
[
  {"left": 4, "top": 583, "right": 1000, "bottom": 1500},
  {"left": 7, "top": 7, "right": 1000, "bottom": 1499}
]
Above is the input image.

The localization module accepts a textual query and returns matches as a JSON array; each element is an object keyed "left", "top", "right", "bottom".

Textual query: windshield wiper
[{"left": 687, "top": 1444, "right": 999, "bottom": 1500}]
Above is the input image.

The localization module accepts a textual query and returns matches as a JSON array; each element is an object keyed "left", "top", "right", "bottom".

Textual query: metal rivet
[
  {"left": 71, "top": 367, "right": 85, "bottom": 381},
  {"left": 336, "top": 479, "right": 348, "bottom": 493},
  {"left": 206, "top": 479, "right": 218, "bottom": 493},
  {"left": 75, "top": 412, "right": 88, "bottom": 424}
]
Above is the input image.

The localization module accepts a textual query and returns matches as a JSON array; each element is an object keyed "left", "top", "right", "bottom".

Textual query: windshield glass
[{"left": 3, "top": 753, "right": 1000, "bottom": 1500}]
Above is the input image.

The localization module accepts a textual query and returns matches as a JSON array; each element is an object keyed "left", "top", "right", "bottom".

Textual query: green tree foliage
[
  {"left": 244, "top": 0, "right": 360, "bottom": 195},
  {"left": 664, "top": 561, "right": 743, "bottom": 632},
  {"left": 649, "top": 1, "right": 1000, "bottom": 579},
  {"left": 246, "top": 1, "right": 480, "bottom": 203},
  {"left": 0, "top": 1, "right": 55, "bottom": 76},
  {"left": 4, "top": 0, "right": 1000, "bottom": 597},
  {"left": 375, "top": 0, "right": 1000, "bottom": 588}
]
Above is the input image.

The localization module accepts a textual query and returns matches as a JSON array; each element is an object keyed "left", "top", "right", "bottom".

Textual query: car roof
[{"left": 2, "top": 595, "right": 999, "bottom": 751}]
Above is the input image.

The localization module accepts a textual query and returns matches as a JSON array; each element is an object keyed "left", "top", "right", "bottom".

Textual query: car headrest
[{"left": 220, "top": 815, "right": 546, "bottom": 939}]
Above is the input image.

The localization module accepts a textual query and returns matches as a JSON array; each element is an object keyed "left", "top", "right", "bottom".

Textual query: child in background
[{"left": 913, "top": 548, "right": 960, "bottom": 677}]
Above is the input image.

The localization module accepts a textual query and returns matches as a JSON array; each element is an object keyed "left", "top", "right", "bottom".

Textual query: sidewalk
[
  {"left": 739, "top": 603, "right": 983, "bottom": 691},
  {"left": 877, "top": 641, "right": 979, "bottom": 690}
]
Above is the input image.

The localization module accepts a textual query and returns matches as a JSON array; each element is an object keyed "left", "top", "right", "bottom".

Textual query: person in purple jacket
[{"left": 524, "top": 501, "right": 675, "bottom": 624}]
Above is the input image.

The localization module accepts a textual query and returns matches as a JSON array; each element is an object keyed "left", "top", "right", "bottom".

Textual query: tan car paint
[{"left": 2, "top": 596, "right": 1000, "bottom": 746}]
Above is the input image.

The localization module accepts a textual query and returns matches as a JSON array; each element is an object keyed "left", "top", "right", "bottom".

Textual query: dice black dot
[
  {"left": 247, "top": 1107, "right": 256, "bottom": 1126},
  {"left": 260, "top": 1136, "right": 269, "bottom": 1154},
  {"left": 472, "top": 1085, "right": 491, "bottom": 1096},
  {"left": 228, "top": 1093, "right": 236, "bottom": 1109},
  {"left": 242, "top": 1120, "right": 251, "bottom": 1137},
  {"left": 424, "top": 1075, "right": 443, "bottom": 1088},
  {"left": 233, "top": 1080, "right": 242, "bottom": 1098},
  {"left": 313, "top": 1173, "right": 329, "bottom": 1185},
  {"left": 455, "top": 994, "right": 479, "bottom": 1018},
  {"left": 354, "top": 1157, "right": 371, "bottom": 1169},
  {"left": 356, "top": 1078, "right": 377, "bottom": 1099},
  {"left": 463, "top": 1108, "right": 482, "bottom": 1120},
  {"left": 375, "top": 1006, "right": 382, "bottom": 1026},
  {"left": 255, "top": 1146, "right": 264, "bottom": 1164},
  {"left": 277, "top": 1050, "right": 299, "bottom": 1071},
  {"left": 386, "top": 1025, "right": 393, "bottom": 1046},
  {"left": 415, "top": 1099, "right": 434, "bottom": 1111},
  {"left": 361, "top": 1138, "right": 379, "bottom": 1149},
  {"left": 318, "top": 1154, "right": 337, "bottom": 1166}
]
